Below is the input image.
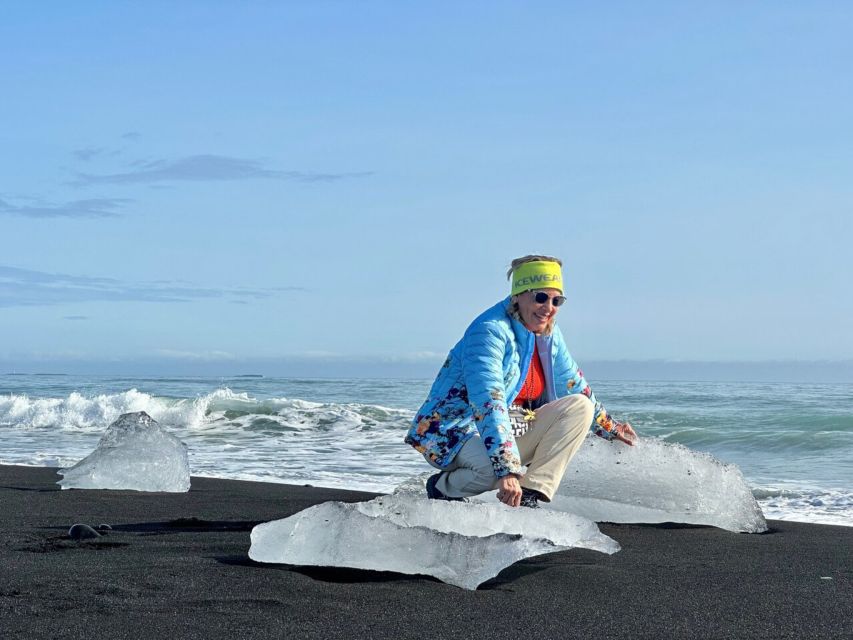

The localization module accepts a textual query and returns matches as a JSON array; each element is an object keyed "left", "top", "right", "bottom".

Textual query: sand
[{"left": 1, "top": 464, "right": 850, "bottom": 639}]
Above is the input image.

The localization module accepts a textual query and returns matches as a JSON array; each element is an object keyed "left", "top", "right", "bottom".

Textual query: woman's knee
[
  {"left": 550, "top": 394, "right": 595, "bottom": 432},
  {"left": 556, "top": 393, "right": 594, "bottom": 418}
]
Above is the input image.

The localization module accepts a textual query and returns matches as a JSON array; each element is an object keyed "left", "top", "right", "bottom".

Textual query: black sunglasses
[{"left": 531, "top": 291, "right": 566, "bottom": 307}]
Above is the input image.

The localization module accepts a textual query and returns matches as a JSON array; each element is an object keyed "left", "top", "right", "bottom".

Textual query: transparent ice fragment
[
  {"left": 550, "top": 435, "right": 767, "bottom": 533},
  {"left": 249, "top": 494, "right": 618, "bottom": 589},
  {"left": 57, "top": 411, "right": 190, "bottom": 492}
]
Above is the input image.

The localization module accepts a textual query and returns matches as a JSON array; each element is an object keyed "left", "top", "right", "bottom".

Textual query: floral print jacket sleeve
[{"left": 460, "top": 319, "right": 523, "bottom": 478}]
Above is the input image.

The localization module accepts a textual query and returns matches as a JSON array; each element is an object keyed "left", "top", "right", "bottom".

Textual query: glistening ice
[
  {"left": 249, "top": 494, "right": 619, "bottom": 589},
  {"left": 57, "top": 411, "right": 190, "bottom": 492},
  {"left": 461, "top": 434, "right": 767, "bottom": 533}
]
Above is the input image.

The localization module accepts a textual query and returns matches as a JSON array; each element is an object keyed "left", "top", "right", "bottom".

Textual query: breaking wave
[
  {"left": 0, "top": 388, "right": 419, "bottom": 493},
  {"left": 1, "top": 378, "right": 851, "bottom": 525},
  {"left": 751, "top": 485, "right": 853, "bottom": 527},
  {"left": 0, "top": 388, "right": 413, "bottom": 433}
]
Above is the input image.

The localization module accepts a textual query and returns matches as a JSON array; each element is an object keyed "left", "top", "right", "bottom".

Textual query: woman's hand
[
  {"left": 497, "top": 475, "right": 523, "bottom": 507},
  {"left": 614, "top": 422, "right": 637, "bottom": 446}
]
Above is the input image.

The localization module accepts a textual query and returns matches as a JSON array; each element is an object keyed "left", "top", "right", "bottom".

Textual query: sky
[{"left": 1, "top": 2, "right": 852, "bottom": 378}]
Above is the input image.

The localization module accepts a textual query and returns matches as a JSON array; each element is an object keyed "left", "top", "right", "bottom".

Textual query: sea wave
[
  {"left": 0, "top": 388, "right": 415, "bottom": 434},
  {"left": 752, "top": 485, "right": 853, "bottom": 527},
  {"left": 2, "top": 382, "right": 851, "bottom": 527},
  {"left": 0, "top": 388, "right": 421, "bottom": 493},
  {"left": 0, "top": 389, "right": 207, "bottom": 431}
]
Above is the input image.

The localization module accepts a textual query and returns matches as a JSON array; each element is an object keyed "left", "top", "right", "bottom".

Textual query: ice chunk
[
  {"left": 249, "top": 494, "right": 619, "bottom": 589},
  {"left": 548, "top": 435, "right": 767, "bottom": 532},
  {"left": 400, "top": 436, "right": 766, "bottom": 533},
  {"left": 545, "top": 435, "right": 766, "bottom": 532},
  {"left": 57, "top": 411, "right": 190, "bottom": 492}
]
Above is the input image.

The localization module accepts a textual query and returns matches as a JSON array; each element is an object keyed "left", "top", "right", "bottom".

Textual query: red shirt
[{"left": 514, "top": 343, "right": 544, "bottom": 404}]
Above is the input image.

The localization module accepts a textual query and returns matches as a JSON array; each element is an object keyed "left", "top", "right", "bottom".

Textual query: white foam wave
[
  {"left": 0, "top": 387, "right": 422, "bottom": 495},
  {"left": 4, "top": 386, "right": 850, "bottom": 528},
  {"left": 0, "top": 387, "right": 414, "bottom": 432},
  {"left": 753, "top": 485, "right": 853, "bottom": 527},
  {"left": 0, "top": 389, "right": 211, "bottom": 432}
]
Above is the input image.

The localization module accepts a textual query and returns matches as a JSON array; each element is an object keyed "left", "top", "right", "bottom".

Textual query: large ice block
[
  {"left": 57, "top": 411, "right": 190, "bottom": 492},
  {"left": 397, "top": 436, "right": 766, "bottom": 533},
  {"left": 550, "top": 435, "right": 767, "bottom": 532},
  {"left": 249, "top": 494, "right": 619, "bottom": 589},
  {"left": 448, "top": 434, "right": 765, "bottom": 533}
]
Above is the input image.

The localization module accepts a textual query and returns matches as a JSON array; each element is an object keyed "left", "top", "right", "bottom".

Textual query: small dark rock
[{"left": 95, "top": 524, "right": 112, "bottom": 532}]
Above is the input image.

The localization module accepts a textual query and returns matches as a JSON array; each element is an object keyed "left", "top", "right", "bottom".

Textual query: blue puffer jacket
[{"left": 405, "top": 297, "right": 617, "bottom": 478}]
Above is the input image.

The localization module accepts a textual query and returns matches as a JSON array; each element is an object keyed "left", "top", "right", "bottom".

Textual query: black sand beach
[{"left": 1, "top": 465, "right": 850, "bottom": 639}]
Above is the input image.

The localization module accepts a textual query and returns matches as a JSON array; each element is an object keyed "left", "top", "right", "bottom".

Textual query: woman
[{"left": 405, "top": 255, "right": 636, "bottom": 508}]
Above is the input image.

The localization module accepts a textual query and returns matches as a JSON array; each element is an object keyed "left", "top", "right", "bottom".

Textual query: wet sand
[{"left": 1, "top": 464, "right": 850, "bottom": 639}]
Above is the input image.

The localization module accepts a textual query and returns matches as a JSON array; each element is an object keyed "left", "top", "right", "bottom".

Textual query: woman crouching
[{"left": 405, "top": 255, "right": 636, "bottom": 508}]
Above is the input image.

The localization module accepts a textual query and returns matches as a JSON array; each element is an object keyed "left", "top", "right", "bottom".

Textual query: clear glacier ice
[
  {"left": 57, "top": 411, "right": 191, "bottom": 492},
  {"left": 249, "top": 494, "right": 619, "bottom": 589},
  {"left": 456, "top": 434, "right": 766, "bottom": 533}
]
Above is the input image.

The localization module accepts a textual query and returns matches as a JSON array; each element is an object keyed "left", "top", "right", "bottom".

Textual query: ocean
[{"left": 1, "top": 374, "right": 850, "bottom": 527}]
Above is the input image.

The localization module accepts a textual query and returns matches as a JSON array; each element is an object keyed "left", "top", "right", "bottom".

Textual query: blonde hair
[
  {"left": 506, "top": 254, "right": 563, "bottom": 335},
  {"left": 505, "top": 254, "right": 563, "bottom": 281}
]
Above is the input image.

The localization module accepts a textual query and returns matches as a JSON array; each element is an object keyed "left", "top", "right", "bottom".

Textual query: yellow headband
[{"left": 511, "top": 261, "right": 563, "bottom": 296}]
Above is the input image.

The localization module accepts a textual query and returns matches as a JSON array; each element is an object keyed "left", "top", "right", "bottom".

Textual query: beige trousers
[{"left": 430, "top": 394, "right": 594, "bottom": 501}]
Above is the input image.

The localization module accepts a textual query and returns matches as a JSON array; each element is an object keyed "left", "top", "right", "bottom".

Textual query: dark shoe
[
  {"left": 425, "top": 472, "right": 444, "bottom": 499},
  {"left": 426, "top": 473, "right": 466, "bottom": 502},
  {"left": 520, "top": 488, "right": 543, "bottom": 509}
]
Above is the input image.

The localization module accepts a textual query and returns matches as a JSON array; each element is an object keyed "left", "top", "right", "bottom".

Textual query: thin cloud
[
  {"left": 73, "top": 146, "right": 125, "bottom": 161},
  {"left": 62, "top": 315, "right": 89, "bottom": 321},
  {"left": 121, "top": 131, "right": 142, "bottom": 140},
  {"left": 71, "top": 154, "right": 372, "bottom": 186},
  {"left": 0, "top": 265, "right": 304, "bottom": 308},
  {"left": 0, "top": 197, "right": 129, "bottom": 219},
  {"left": 73, "top": 147, "right": 107, "bottom": 161}
]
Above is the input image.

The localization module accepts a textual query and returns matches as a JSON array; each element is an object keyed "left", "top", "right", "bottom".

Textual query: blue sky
[{"left": 2, "top": 2, "right": 852, "bottom": 376}]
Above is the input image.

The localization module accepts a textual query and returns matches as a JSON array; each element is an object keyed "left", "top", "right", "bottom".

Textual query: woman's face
[{"left": 515, "top": 288, "right": 562, "bottom": 334}]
